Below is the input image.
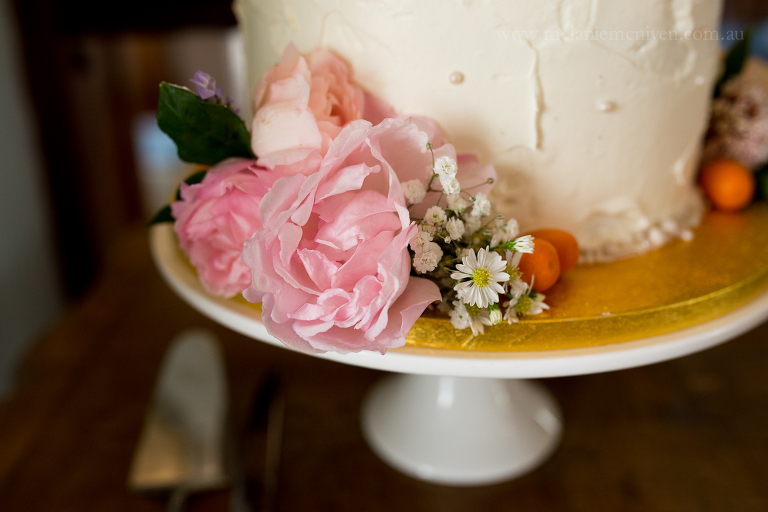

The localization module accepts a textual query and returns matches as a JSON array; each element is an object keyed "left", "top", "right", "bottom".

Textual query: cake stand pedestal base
[{"left": 361, "top": 374, "right": 562, "bottom": 486}]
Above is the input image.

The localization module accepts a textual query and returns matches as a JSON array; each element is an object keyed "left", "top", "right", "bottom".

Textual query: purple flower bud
[
  {"left": 190, "top": 71, "right": 220, "bottom": 101},
  {"left": 189, "top": 70, "right": 239, "bottom": 115}
]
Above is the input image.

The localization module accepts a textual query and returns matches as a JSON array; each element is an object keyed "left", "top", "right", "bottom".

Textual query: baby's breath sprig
[{"left": 406, "top": 152, "right": 549, "bottom": 338}]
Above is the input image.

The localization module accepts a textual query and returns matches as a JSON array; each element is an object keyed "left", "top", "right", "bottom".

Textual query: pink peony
[
  {"left": 242, "top": 118, "right": 445, "bottom": 354},
  {"left": 172, "top": 158, "right": 276, "bottom": 298},
  {"left": 251, "top": 44, "right": 365, "bottom": 169}
]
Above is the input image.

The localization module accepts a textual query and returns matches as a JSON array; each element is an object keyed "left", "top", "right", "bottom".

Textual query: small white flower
[
  {"left": 424, "top": 206, "right": 447, "bottom": 225},
  {"left": 459, "top": 247, "right": 473, "bottom": 259},
  {"left": 439, "top": 176, "right": 461, "bottom": 195},
  {"left": 450, "top": 300, "right": 493, "bottom": 336},
  {"left": 414, "top": 252, "right": 440, "bottom": 273},
  {"left": 413, "top": 242, "right": 443, "bottom": 273},
  {"left": 433, "top": 155, "right": 458, "bottom": 177},
  {"left": 504, "top": 251, "right": 528, "bottom": 298},
  {"left": 490, "top": 225, "right": 506, "bottom": 247},
  {"left": 462, "top": 215, "right": 482, "bottom": 238},
  {"left": 409, "top": 230, "right": 433, "bottom": 253},
  {"left": 447, "top": 194, "right": 468, "bottom": 212},
  {"left": 419, "top": 222, "right": 437, "bottom": 236},
  {"left": 503, "top": 298, "right": 521, "bottom": 324},
  {"left": 470, "top": 192, "right": 491, "bottom": 218},
  {"left": 449, "top": 300, "right": 471, "bottom": 330},
  {"left": 504, "top": 280, "right": 549, "bottom": 324},
  {"left": 402, "top": 179, "right": 426, "bottom": 205},
  {"left": 445, "top": 218, "right": 465, "bottom": 240},
  {"left": 467, "top": 308, "right": 492, "bottom": 336},
  {"left": 451, "top": 248, "right": 510, "bottom": 308},
  {"left": 424, "top": 241, "right": 442, "bottom": 255},
  {"left": 527, "top": 292, "right": 549, "bottom": 316},
  {"left": 489, "top": 305, "right": 503, "bottom": 325},
  {"left": 490, "top": 218, "right": 521, "bottom": 247},
  {"left": 512, "top": 235, "right": 535, "bottom": 254},
  {"left": 505, "top": 219, "right": 520, "bottom": 239}
]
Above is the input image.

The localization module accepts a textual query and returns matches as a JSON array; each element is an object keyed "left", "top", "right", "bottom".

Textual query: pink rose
[
  {"left": 242, "top": 118, "right": 442, "bottom": 354},
  {"left": 362, "top": 91, "right": 445, "bottom": 148},
  {"left": 172, "top": 158, "right": 275, "bottom": 298},
  {"left": 251, "top": 44, "right": 365, "bottom": 169}
]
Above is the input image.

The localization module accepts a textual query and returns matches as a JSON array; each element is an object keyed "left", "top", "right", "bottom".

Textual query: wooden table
[{"left": 1, "top": 227, "right": 767, "bottom": 511}]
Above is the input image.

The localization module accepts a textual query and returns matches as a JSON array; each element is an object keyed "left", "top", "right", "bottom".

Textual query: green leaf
[
  {"left": 147, "top": 204, "right": 174, "bottom": 226},
  {"left": 714, "top": 31, "right": 752, "bottom": 98},
  {"left": 157, "top": 82, "right": 254, "bottom": 166},
  {"left": 176, "top": 169, "right": 209, "bottom": 200}
]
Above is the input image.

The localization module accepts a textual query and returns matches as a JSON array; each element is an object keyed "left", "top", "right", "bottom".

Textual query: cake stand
[{"left": 150, "top": 209, "right": 768, "bottom": 486}]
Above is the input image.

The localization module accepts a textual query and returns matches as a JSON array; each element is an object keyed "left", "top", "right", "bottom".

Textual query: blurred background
[{"left": 1, "top": 0, "right": 768, "bottom": 400}]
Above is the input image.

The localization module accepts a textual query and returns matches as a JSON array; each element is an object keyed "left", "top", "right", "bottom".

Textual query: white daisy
[
  {"left": 512, "top": 235, "right": 535, "bottom": 254},
  {"left": 451, "top": 248, "right": 510, "bottom": 308}
]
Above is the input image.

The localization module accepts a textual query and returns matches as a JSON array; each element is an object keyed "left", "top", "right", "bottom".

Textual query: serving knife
[{"left": 128, "top": 329, "right": 230, "bottom": 511}]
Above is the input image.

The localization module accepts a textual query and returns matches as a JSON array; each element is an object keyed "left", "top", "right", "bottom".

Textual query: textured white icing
[{"left": 233, "top": 0, "right": 723, "bottom": 257}]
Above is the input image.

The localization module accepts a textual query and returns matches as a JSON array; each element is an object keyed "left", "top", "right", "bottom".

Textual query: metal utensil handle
[{"left": 167, "top": 486, "right": 189, "bottom": 512}]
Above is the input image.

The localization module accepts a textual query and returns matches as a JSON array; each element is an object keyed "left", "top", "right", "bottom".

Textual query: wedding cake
[{"left": 233, "top": 0, "right": 724, "bottom": 261}]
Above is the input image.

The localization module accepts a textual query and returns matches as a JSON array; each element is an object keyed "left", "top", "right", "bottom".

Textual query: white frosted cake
[{"left": 233, "top": 0, "right": 724, "bottom": 261}]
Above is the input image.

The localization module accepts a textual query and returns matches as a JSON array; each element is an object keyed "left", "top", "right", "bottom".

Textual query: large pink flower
[
  {"left": 251, "top": 44, "right": 365, "bottom": 169},
  {"left": 242, "top": 118, "right": 443, "bottom": 354},
  {"left": 172, "top": 158, "right": 275, "bottom": 298}
]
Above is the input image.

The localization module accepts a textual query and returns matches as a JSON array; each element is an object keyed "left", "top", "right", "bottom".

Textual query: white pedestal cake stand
[{"left": 150, "top": 226, "right": 768, "bottom": 486}]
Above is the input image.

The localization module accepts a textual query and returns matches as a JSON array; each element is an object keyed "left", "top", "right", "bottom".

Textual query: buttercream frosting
[{"left": 233, "top": 0, "right": 724, "bottom": 259}]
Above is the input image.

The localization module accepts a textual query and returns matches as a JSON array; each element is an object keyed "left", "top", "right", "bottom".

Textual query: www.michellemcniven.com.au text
[{"left": 496, "top": 28, "right": 745, "bottom": 42}]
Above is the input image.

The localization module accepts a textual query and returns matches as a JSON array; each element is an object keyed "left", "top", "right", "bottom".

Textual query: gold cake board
[
  {"left": 408, "top": 203, "right": 768, "bottom": 351},
  {"left": 159, "top": 203, "right": 768, "bottom": 353}
]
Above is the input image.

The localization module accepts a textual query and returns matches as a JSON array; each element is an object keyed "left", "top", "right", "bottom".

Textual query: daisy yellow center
[
  {"left": 507, "top": 266, "right": 521, "bottom": 281},
  {"left": 515, "top": 295, "right": 532, "bottom": 315},
  {"left": 472, "top": 268, "right": 491, "bottom": 288}
]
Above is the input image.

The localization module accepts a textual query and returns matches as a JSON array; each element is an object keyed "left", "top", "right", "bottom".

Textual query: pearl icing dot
[
  {"left": 597, "top": 100, "right": 616, "bottom": 112},
  {"left": 449, "top": 71, "right": 464, "bottom": 84}
]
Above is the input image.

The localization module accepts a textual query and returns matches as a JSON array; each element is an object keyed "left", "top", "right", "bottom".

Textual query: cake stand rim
[{"left": 150, "top": 224, "right": 768, "bottom": 378}]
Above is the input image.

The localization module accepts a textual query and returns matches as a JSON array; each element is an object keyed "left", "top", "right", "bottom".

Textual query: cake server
[{"left": 128, "top": 329, "right": 230, "bottom": 511}]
